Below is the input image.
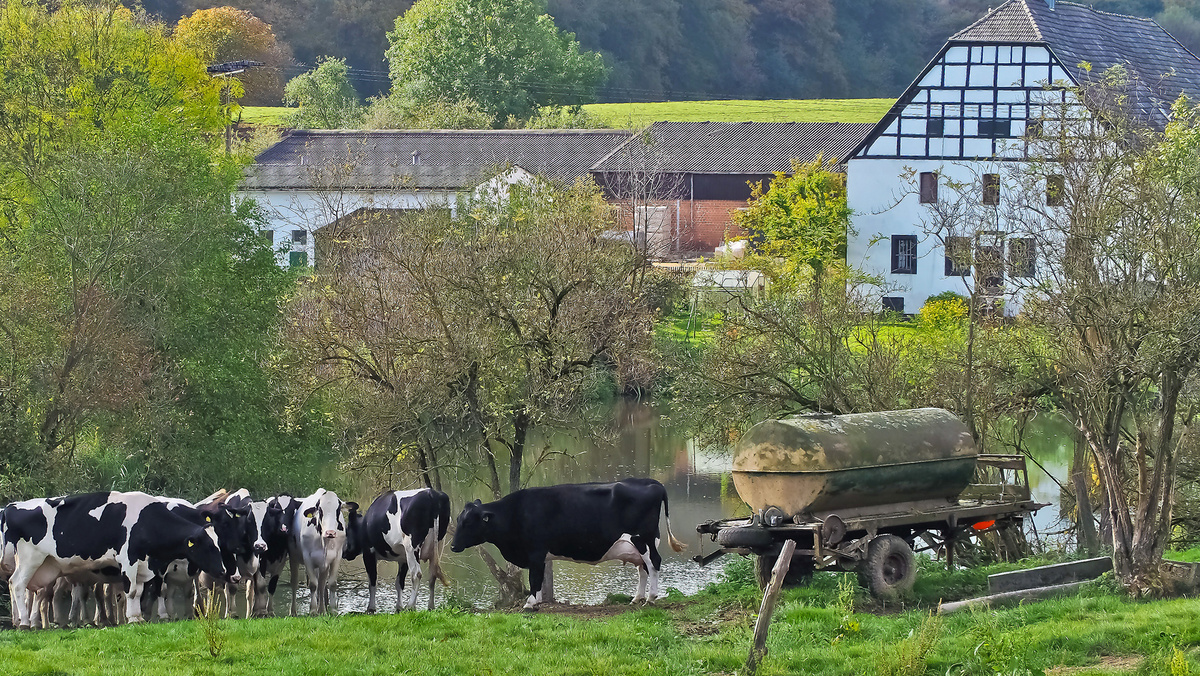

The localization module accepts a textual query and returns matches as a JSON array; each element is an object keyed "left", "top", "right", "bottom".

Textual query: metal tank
[{"left": 731, "top": 408, "right": 977, "bottom": 517}]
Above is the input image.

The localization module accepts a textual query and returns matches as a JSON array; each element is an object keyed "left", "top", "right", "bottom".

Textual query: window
[
  {"left": 976, "top": 232, "right": 1005, "bottom": 294},
  {"left": 978, "top": 119, "right": 1013, "bottom": 138},
  {"left": 919, "top": 172, "right": 938, "bottom": 204},
  {"left": 882, "top": 297, "right": 905, "bottom": 314},
  {"left": 1009, "top": 237, "right": 1036, "bottom": 277},
  {"left": 944, "top": 236, "right": 971, "bottom": 276},
  {"left": 259, "top": 229, "right": 274, "bottom": 244},
  {"left": 891, "top": 235, "right": 918, "bottom": 274},
  {"left": 291, "top": 229, "right": 308, "bottom": 246},
  {"left": 1026, "top": 119, "right": 1044, "bottom": 139},
  {"left": 927, "top": 118, "right": 945, "bottom": 136},
  {"left": 289, "top": 251, "right": 308, "bottom": 268},
  {"left": 982, "top": 173, "right": 1000, "bottom": 205},
  {"left": 1046, "top": 174, "right": 1065, "bottom": 206}
]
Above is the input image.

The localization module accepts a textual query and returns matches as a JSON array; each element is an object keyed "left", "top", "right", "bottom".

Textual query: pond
[{"left": 275, "top": 402, "right": 1075, "bottom": 614}]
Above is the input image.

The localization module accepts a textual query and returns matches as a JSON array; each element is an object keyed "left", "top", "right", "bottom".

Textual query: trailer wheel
[
  {"left": 857, "top": 534, "right": 916, "bottom": 601},
  {"left": 716, "top": 526, "right": 773, "bottom": 549},
  {"left": 754, "top": 552, "right": 815, "bottom": 590}
]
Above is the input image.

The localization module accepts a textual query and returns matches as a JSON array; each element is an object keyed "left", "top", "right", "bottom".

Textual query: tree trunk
[
  {"left": 1072, "top": 428, "right": 1099, "bottom": 556},
  {"left": 508, "top": 409, "right": 529, "bottom": 494}
]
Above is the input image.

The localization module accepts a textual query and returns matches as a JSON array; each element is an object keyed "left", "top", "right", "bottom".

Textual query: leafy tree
[
  {"left": 174, "top": 6, "right": 293, "bottom": 105},
  {"left": 385, "top": 0, "right": 608, "bottom": 123},
  {"left": 284, "top": 57, "right": 364, "bottom": 128},
  {"left": 362, "top": 94, "right": 494, "bottom": 129},
  {"left": 730, "top": 158, "right": 851, "bottom": 292}
]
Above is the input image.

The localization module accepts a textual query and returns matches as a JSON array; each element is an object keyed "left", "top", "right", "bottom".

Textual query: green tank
[{"left": 731, "top": 408, "right": 977, "bottom": 517}]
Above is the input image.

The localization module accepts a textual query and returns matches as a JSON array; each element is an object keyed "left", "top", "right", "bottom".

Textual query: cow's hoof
[
  {"left": 366, "top": 608, "right": 377, "bottom": 615},
  {"left": 18, "top": 624, "right": 32, "bottom": 631},
  {"left": 521, "top": 605, "right": 540, "bottom": 613},
  {"left": 126, "top": 617, "right": 145, "bottom": 625}
]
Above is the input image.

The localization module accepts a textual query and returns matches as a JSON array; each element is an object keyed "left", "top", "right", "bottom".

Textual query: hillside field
[{"left": 238, "top": 98, "right": 895, "bottom": 128}]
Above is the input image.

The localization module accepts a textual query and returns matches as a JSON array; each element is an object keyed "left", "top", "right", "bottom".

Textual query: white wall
[{"left": 239, "top": 189, "right": 456, "bottom": 268}]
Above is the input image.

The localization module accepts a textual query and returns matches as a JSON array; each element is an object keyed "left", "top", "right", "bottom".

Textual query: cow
[
  {"left": 293, "top": 489, "right": 358, "bottom": 615},
  {"left": 2, "top": 491, "right": 232, "bottom": 628},
  {"left": 450, "top": 478, "right": 685, "bottom": 610},
  {"left": 248, "top": 494, "right": 297, "bottom": 617},
  {"left": 196, "top": 489, "right": 264, "bottom": 618},
  {"left": 358, "top": 488, "right": 450, "bottom": 612}
]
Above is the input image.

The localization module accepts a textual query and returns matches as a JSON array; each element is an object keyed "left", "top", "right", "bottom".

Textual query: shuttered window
[
  {"left": 944, "top": 236, "right": 971, "bottom": 276},
  {"left": 919, "top": 172, "right": 938, "bottom": 204},
  {"left": 982, "top": 174, "right": 1000, "bottom": 205},
  {"left": 1009, "top": 237, "right": 1036, "bottom": 277},
  {"left": 1046, "top": 174, "right": 1065, "bottom": 206}
]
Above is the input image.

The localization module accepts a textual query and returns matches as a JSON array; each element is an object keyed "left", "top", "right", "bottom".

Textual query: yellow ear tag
[
  {"left": 205, "top": 516, "right": 212, "bottom": 523},
  {"left": 188, "top": 541, "right": 194, "bottom": 547}
]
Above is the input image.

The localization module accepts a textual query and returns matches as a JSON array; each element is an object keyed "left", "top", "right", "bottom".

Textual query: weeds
[
  {"left": 875, "top": 611, "right": 943, "bottom": 676},
  {"left": 195, "top": 591, "right": 226, "bottom": 658},
  {"left": 831, "top": 574, "right": 861, "bottom": 644}
]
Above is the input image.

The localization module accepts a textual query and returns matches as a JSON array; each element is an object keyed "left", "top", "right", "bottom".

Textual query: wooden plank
[{"left": 746, "top": 538, "right": 796, "bottom": 675}]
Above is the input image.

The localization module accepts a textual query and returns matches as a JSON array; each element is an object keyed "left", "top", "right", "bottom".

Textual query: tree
[
  {"left": 284, "top": 57, "right": 364, "bottom": 129},
  {"left": 362, "top": 94, "right": 493, "bottom": 129},
  {"left": 385, "top": 0, "right": 608, "bottom": 123},
  {"left": 174, "top": 6, "right": 293, "bottom": 105}
]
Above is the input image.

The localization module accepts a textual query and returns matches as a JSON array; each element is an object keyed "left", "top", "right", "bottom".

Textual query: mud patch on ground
[
  {"left": 519, "top": 600, "right": 684, "bottom": 620},
  {"left": 1045, "top": 655, "right": 1142, "bottom": 674},
  {"left": 675, "top": 605, "right": 747, "bottom": 637}
]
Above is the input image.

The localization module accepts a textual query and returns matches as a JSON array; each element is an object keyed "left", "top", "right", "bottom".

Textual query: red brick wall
[{"left": 604, "top": 198, "right": 748, "bottom": 256}]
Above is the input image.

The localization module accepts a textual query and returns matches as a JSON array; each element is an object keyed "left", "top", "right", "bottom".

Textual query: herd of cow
[{"left": 0, "top": 478, "right": 685, "bottom": 630}]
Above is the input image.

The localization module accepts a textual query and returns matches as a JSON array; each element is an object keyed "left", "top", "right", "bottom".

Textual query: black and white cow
[
  {"left": 358, "top": 488, "right": 450, "bottom": 612},
  {"left": 2, "top": 491, "right": 232, "bottom": 628},
  {"left": 196, "top": 489, "right": 264, "bottom": 618},
  {"left": 450, "top": 478, "right": 685, "bottom": 609},
  {"left": 248, "top": 494, "right": 297, "bottom": 617},
  {"left": 293, "top": 489, "right": 358, "bottom": 614}
]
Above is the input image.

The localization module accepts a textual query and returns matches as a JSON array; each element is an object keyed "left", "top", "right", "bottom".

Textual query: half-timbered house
[{"left": 845, "top": 0, "right": 1200, "bottom": 314}]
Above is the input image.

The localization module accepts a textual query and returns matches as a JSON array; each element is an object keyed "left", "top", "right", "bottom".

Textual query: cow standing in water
[
  {"left": 450, "top": 478, "right": 685, "bottom": 610},
  {"left": 357, "top": 488, "right": 450, "bottom": 612},
  {"left": 249, "top": 495, "right": 298, "bottom": 617},
  {"left": 293, "top": 489, "right": 358, "bottom": 614}
]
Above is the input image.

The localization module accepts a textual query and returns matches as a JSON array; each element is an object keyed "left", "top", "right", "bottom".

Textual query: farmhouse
[
  {"left": 242, "top": 122, "right": 872, "bottom": 267},
  {"left": 845, "top": 0, "right": 1200, "bottom": 315}
]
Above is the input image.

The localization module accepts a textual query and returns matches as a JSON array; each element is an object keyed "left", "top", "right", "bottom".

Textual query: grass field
[
  {"left": 238, "top": 98, "right": 895, "bottom": 128},
  {"left": 4, "top": 557, "right": 1199, "bottom": 676}
]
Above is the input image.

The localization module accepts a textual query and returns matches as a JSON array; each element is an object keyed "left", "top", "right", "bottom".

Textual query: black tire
[
  {"left": 716, "top": 526, "right": 773, "bottom": 549},
  {"left": 857, "top": 534, "right": 916, "bottom": 601},
  {"left": 754, "top": 552, "right": 816, "bottom": 590}
]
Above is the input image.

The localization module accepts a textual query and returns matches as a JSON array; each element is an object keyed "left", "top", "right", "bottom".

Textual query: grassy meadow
[
  {"left": 237, "top": 98, "right": 895, "bottom": 128},
  {"left": 4, "top": 556, "right": 1199, "bottom": 676}
]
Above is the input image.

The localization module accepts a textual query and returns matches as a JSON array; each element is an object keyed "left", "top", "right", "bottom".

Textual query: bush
[{"left": 919, "top": 292, "right": 968, "bottom": 328}]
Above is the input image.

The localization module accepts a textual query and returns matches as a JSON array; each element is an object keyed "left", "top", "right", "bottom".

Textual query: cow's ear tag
[
  {"left": 205, "top": 516, "right": 212, "bottom": 523},
  {"left": 304, "top": 508, "right": 317, "bottom": 519},
  {"left": 188, "top": 540, "right": 195, "bottom": 548},
  {"left": 482, "top": 513, "right": 490, "bottom": 522}
]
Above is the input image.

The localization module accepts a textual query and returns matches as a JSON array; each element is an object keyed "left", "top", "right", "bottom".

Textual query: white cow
[{"left": 293, "top": 489, "right": 358, "bottom": 614}]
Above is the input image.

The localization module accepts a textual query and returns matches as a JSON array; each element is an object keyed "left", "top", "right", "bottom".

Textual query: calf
[
  {"left": 293, "top": 489, "right": 358, "bottom": 614},
  {"left": 450, "top": 478, "right": 685, "bottom": 609},
  {"left": 359, "top": 488, "right": 450, "bottom": 612},
  {"left": 3, "top": 492, "right": 231, "bottom": 627}
]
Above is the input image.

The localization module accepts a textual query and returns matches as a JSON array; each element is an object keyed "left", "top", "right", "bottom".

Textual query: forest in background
[{"left": 126, "top": 0, "right": 1200, "bottom": 102}]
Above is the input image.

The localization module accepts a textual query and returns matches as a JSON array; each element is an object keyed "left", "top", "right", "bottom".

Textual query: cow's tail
[
  {"left": 429, "top": 517, "right": 449, "bottom": 587},
  {"left": 662, "top": 492, "right": 686, "bottom": 552}
]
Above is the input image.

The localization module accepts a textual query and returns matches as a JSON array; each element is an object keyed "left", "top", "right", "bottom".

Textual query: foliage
[
  {"left": 918, "top": 295, "right": 968, "bottom": 329},
  {"left": 287, "top": 177, "right": 657, "bottom": 498},
  {"left": 875, "top": 611, "right": 944, "bottom": 676},
  {"left": 283, "top": 57, "right": 364, "bottom": 129},
  {"left": 516, "top": 105, "right": 611, "bottom": 129},
  {"left": 174, "top": 6, "right": 293, "bottom": 106},
  {"left": 362, "top": 94, "right": 494, "bottom": 129},
  {"left": 385, "top": 0, "right": 608, "bottom": 123},
  {"left": 195, "top": 591, "right": 227, "bottom": 657},
  {"left": 731, "top": 157, "right": 851, "bottom": 291}
]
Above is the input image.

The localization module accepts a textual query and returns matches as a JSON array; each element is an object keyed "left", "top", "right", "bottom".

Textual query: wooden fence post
[{"left": 746, "top": 538, "right": 796, "bottom": 675}]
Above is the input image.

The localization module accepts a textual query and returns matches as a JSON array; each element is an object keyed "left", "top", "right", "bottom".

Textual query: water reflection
[{"left": 277, "top": 403, "right": 1075, "bottom": 613}]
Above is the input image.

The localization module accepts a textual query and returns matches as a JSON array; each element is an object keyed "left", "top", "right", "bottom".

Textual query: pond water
[{"left": 274, "top": 403, "right": 1075, "bottom": 614}]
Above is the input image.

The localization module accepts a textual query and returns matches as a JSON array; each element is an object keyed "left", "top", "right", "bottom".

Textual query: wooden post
[{"left": 746, "top": 539, "right": 796, "bottom": 675}]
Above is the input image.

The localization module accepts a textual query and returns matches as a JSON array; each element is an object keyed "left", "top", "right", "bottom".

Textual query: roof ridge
[
  {"left": 1049, "top": 0, "right": 1157, "bottom": 22},
  {"left": 1019, "top": 0, "right": 1044, "bottom": 41},
  {"left": 953, "top": 0, "right": 1020, "bottom": 40}
]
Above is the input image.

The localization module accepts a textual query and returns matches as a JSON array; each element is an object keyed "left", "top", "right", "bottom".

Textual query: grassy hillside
[
  {"left": 583, "top": 98, "right": 893, "bottom": 125},
  {"left": 238, "top": 99, "right": 894, "bottom": 128}
]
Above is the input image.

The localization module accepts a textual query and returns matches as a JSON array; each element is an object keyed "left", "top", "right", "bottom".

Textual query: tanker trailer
[{"left": 696, "top": 408, "right": 1045, "bottom": 600}]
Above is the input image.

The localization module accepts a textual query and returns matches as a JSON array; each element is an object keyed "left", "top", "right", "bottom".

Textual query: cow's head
[
  {"left": 300, "top": 489, "right": 351, "bottom": 543},
  {"left": 450, "top": 499, "right": 494, "bottom": 553},
  {"left": 181, "top": 525, "right": 232, "bottom": 582},
  {"left": 341, "top": 501, "right": 364, "bottom": 561},
  {"left": 196, "top": 502, "right": 254, "bottom": 582}
]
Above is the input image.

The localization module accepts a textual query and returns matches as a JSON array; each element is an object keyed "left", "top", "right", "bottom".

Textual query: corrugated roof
[
  {"left": 953, "top": 0, "right": 1200, "bottom": 128},
  {"left": 589, "top": 121, "right": 875, "bottom": 174},
  {"left": 243, "top": 129, "right": 631, "bottom": 190}
]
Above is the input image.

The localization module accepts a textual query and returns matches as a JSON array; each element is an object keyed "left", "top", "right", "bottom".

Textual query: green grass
[
  {"left": 237, "top": 98, "right": 895, "bottom": 129},
  {"left": 5, "top": 557, "right": 1199, "bottom": 676},
  {"left": 582, "top": 98, "right": 895, "bottom": 125}
]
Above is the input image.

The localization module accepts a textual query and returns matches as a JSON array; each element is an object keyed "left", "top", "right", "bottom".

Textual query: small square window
[
  {"left": 291, "top": 229, "right": 308, "bottom": 246},
  {"left": 259, "top": 229, "right": 274, "bottom": 244},
  {"left": 919, "top": 172, "right": 938, "bottom": 204},
  {"left": 927, "top": 118, "right": 945, "bottom": 136},
  {"left": 944, "top": 236, "right": 971, "bottom": 276},
  {"left": 882, "top": 297, "right": 905, "bottom": 314},
  {"left": 1046, "top": 174, "right": 1065, "bottom": 206},
  {"left": 1026, "top": 119, "right": 1044, "bottom": 138},
  {"left": 891, "top": 235, "right": 918, "bottom": 274},
  {"left": 982, "top": 173, "right": 1000, "bottom": 205},
  {"left": 289, "top": 251, "right": 308, "bottom": 268}
]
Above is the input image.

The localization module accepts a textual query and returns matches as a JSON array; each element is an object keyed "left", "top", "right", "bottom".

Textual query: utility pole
[{"left": 206, "top": 60, "right": 263, "bottom": 154}]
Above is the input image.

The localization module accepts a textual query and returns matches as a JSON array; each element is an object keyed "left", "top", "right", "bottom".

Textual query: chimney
[
  {"left": 412, "top": 151, "right": 420, "bottom": 165},
  {"left": 1046, "top": 0, "right": 1055, "bottom": 9}
]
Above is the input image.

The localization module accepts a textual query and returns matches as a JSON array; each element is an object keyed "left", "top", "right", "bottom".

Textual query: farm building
[
  {"left": 845, "top": 0, "right": 1200, "bottom": 315},
  {"left": 241, "top": 122, "right": 872, "bottom": 267}
]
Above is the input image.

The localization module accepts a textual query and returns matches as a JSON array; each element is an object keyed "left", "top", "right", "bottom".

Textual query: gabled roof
[
  {"left": 589, "top": 121, "right": 874, "bottom": 174},
  {"left": 953, "top": 0, "right": 1200, "bottom": 127},
  {"left": 243, "top": 129, "right": 631, "bottom": 191}
]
